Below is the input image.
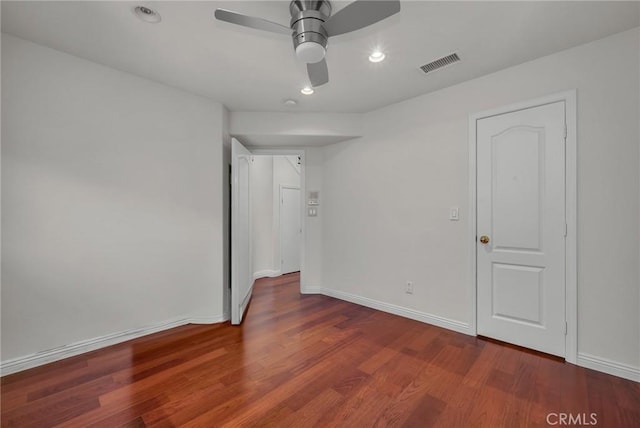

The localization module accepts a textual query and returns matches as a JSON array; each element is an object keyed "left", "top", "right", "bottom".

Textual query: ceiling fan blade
[
  {"left": 323, "top": 1, "right": 400, "bottom": 37},
  {"left": 214, "top": 9, "right": 291, "bottom": 35},
  {"left": 307, "top": 59, "right": 329, "bottom": 87}
]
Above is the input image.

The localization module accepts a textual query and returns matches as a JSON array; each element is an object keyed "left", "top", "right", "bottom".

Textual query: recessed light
[
  {"left": 284, "top": 99, "right": 297, "bottom": 106},
  {"left": 134, "top": 6, "right": 161, "bottom": 23},
  {"left": 369, "top": 50, "right": 386, "bottom": 63},
  {"left": 300, "top": 86, "right": 314, "bottom": 95}
]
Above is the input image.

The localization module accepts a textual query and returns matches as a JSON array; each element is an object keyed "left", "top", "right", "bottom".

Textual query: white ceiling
[{"left": 2, "top": 1, "right": 638, "bottom": 114}]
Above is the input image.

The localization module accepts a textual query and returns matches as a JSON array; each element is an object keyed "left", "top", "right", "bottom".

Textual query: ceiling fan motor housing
[{"left": 290, "top": 0, "right": 332, "bottom": 63}]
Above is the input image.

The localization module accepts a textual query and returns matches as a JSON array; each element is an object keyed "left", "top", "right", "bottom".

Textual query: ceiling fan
[{"left": 214, "top": 1, "right": 401, "bottom": 87}]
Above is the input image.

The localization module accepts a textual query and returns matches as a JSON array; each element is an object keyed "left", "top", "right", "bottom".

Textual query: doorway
[
  {"left": 469, "top": 91, "right": 577, "bottom": 363},
  {"left": 252, "top": 154, "right": 302, "bottom": 279},
  {"left": 280, "top": 185, "right": 301, "bottom": 274},
  {"left": 230, "top": 140, "right": 306, "bottom": 325}
]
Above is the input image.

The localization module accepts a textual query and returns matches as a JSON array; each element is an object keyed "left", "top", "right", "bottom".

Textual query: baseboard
[
  {"left": 253, "top": 269, "right": 281, "bottom": 280},
  {"left": 301, "top": 286, "right": 322, "bottom": 294},
  {"left": 1, "top": 314, "right": 226, "bottom": 376},
  {"left": 318, "top": 289, "right": 639, "bottom": 382},
  {"left": 320, "top": 288, "right": 472, "bottom": 336},
  {"left": 5, "top": 298, "right": 636, "bottom": 384},
  {"left": 577, "top": 352, "right": 640, "bottom": 382},
  {"left": 188, "top": 314, "right": 228, "bottom": 324},
  {"left": 238, "top": 283, "right": 254, "bottom": 323}
]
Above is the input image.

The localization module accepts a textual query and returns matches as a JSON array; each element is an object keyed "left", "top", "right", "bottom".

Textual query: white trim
[
  {"left": 577, "top": 353, "right": 640, "bottom": 383},
  {"left": 468, "top": 90, "right": 578, "bottom": 363},
  {"left": 253, "top": 269, "right": 281, "bottom": 280},
  {"left": 300, "top": 286, "right": 322, "bottom": 294},
  {"left": 564, "top": 91, "right": 578, "bottom": 365},
  {"left": 285, "top": 156, "right": 301, "bottom": 176},
  {"left": 238, "top": 283, "right": 254, "bottom": 323},
  {"left": 189, "top": 315, "right": 228, "bottom": 324},
  {"left": 249, "top": 148, "right": 307, "bottom": 293},
  {"left": 321, "top": 288, "right": 472, "bottom": 335},
  {"left": 250, "top": 149, "right": 306, "bottom": 156},
  {"left": 320, "top": 285, "right": 639, "bottom": 383},
  {"left": 468, "top": 111, "right": 478, "bottom": 336},
  {"left": 0, "top": 314, "right": 226, "bottom": 376}
]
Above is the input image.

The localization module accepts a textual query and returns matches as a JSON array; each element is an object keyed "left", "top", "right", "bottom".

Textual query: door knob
[{"left": 479, "top": 235, "right": 490, "bottom": 244}]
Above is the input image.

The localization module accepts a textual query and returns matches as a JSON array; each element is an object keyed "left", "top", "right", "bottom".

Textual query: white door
[
  {"left": 231, "top": 139, "right": 253, "bottom": 325},
  {"left": 476, "top": 101, "right": 566, "bottom": 357},
  {"left": 280, "top": 186, "right": 301, "bottom": 274}
]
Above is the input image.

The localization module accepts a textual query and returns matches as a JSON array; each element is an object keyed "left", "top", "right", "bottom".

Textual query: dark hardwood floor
[{"left": 2, "top": 273, "right": 639, "bottom": 427}]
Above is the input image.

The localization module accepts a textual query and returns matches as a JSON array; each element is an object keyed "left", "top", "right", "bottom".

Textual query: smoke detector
[{"left": 134, "top": 6, "right": 161, "bottom": 23}]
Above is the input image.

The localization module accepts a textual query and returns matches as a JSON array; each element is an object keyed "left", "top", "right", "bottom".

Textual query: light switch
[
  {"left": 449, "top": 207, "right": 459, "bottom": 221},
  {"left": 308, "top": 207, "right": 318, "bottom": 217}
]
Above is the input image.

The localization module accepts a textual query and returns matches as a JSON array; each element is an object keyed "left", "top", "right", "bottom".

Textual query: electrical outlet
[{"left": 406, "top": 281, "right": 414, "bottom": 294}]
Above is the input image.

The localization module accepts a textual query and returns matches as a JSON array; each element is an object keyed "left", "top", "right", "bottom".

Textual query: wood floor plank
[{"left": 2, "top": 272, "right": 639, "bottom": 427}]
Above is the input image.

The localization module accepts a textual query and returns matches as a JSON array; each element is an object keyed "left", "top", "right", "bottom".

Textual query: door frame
[
  {"left": 279, "top": 184, "right": 301, "bottom": 275},
  {"left": 251, "top": 148, "right": 307, "bottom": 292},
  {"left": 468, "top": 90, "right": 577, "bottom": 364}
]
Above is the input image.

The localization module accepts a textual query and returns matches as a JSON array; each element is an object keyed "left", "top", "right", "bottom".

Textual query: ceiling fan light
[{"left": 295, "top": 42, "right": 326, "bottom": 64}]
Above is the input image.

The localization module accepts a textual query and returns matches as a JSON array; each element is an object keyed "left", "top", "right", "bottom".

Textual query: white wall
[
  {"left": 321, "top": 28, "right": 639, "bottom": 373},
  {"left": 251, "top": 156, "right": 275, "bottom": 276},
  {"left": 230, "top": 112, "right": 363, "bottom": 147},
  {"left": 1, "top": 35, "right": 227, "bottom": 364},
  {"left": 303, "top": 147, "right": 324, "bottom": 291}
]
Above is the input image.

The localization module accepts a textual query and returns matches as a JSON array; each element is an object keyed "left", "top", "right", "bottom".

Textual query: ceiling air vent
[{"left": 419, "top": 53, "right": 460, "bottom": 74}]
